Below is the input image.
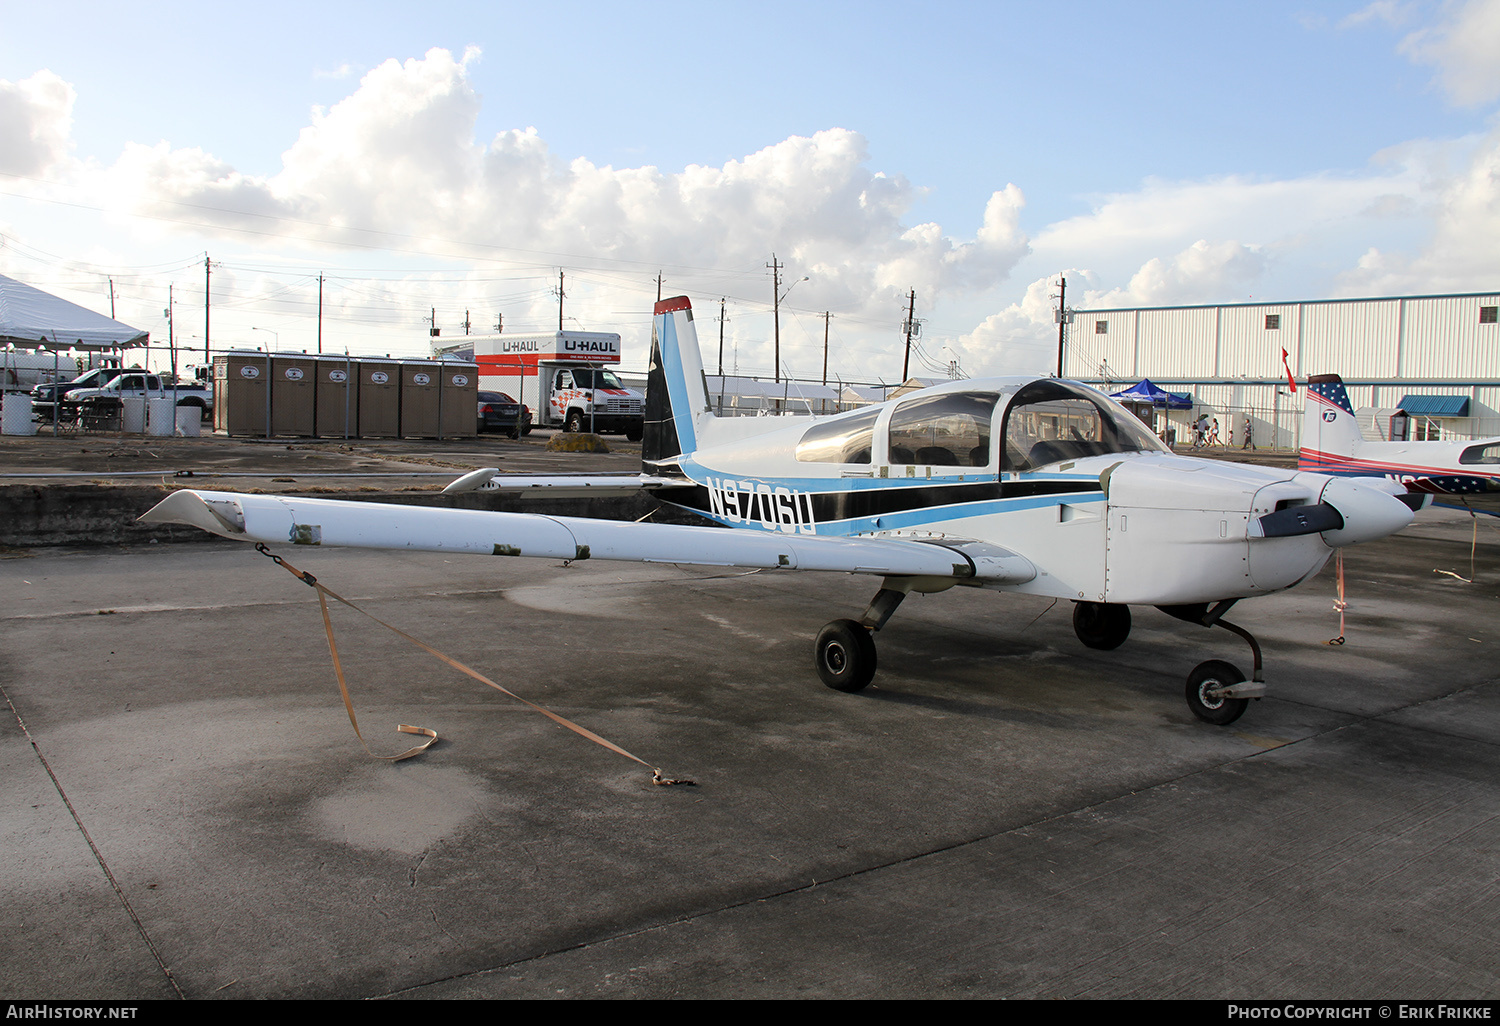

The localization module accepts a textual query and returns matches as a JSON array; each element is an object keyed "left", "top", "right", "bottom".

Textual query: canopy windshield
[{"left": 1002, "top": 380, "right": 1167, "bottom": 472}]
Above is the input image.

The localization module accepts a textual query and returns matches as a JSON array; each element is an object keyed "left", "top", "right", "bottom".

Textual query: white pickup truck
[{"left": 66, "top": 372, "right": 214, "bottom": 418}]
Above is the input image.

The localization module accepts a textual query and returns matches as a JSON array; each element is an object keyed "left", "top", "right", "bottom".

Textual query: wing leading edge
[{"left": 141, "top": 489, "right": 1036, "bottom": 583}]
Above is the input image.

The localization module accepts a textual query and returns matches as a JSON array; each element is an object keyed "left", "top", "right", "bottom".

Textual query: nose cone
[{"left": 1319, "top": 477, "right": 1415, "bottom": 546}]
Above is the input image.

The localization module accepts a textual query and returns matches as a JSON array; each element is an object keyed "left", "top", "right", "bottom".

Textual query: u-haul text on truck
[{"left": 433, "top": 331, "right": 645, "bottom": 439}]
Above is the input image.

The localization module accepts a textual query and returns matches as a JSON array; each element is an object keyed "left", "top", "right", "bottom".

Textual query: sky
[{"left": 2, "top": 0, "right": 1499, "bottom": 385}]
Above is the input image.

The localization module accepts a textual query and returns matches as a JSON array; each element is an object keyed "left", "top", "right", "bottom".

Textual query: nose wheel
[{"left": 1185, "top": 659, "right": 1249, "bottom": 725}]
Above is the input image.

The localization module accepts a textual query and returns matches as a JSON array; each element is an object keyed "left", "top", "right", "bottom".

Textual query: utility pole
[
  {"left": 204, "top": 254, "right": 211, "bottom": 364},
  {"left": 495, "top": 313, "right": 504, "bottom": 333},
  {"left": 555, "top": 270, "right": 566, "bottom": 330},
  {"left": 108, "top": 278, "right": 116, "bottom": 319},
  {"left": 465, "top": 310, "right": 471, "bottom": 335},
  {"left": 317, "top": 274, "right": 324, "bottom": 354},
  {"left": 165, "top": 284, "right": 174, "bottom": 380},
  {"left": 768, "top": 254, "right": 783, "bottom": 383},
  {"left": 901, "top": 288, "right": 917, "bottom": 381},
  {"left": 656, "top": 272, "right": 663, "bottom": 301},
  {"left": 1055, "top": 276, "right": 1069, "bottom": 378},
  {"left": 822, "top": 311, "right": 831, "bottom": 386},
  {"left": 717, "top": 297, "right": 727, "bottom": 377}
]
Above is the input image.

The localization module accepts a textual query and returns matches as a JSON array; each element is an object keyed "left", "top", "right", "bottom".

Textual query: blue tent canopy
[{"left": 1110, "top": 379, "right": 1193, "bottom": 409}]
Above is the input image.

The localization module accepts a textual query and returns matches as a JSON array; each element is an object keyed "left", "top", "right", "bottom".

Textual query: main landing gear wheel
[
  {"left": 815, "top": 619, "right": 877, "bottom": 692},
  {"left": 1185, "top": 659, "right": 1249, "bottom": 726},
  {"left": 1073, "top": 601, "right": 1131, "bottom": 650}
]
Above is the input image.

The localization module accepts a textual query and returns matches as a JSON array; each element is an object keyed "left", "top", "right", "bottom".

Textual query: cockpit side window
[
  {"left": 1459, "top": 442, "right": 1500, "bottom": 465},
  {"left": 886, "top": 392, "right": 999, "bottom": 467},
  {"left": 1001, "top": 381, "right": 1166, "bottom": 472},
  {"left": 796, "top": 406, "right": 881, "bottom": 464}
]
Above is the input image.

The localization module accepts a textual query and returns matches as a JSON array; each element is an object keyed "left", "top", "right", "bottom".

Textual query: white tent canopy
[{"left": 0, "top": 274, "right": 148, "bottom": 350}]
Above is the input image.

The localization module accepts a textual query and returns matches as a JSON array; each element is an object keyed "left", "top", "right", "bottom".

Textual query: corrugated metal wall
[
  {"left": 1068, "top": 292, "right": 1500, "bottom": 444},
  {"left": 1300, "top": 299, "right": 1402, "bottom": 378},
  {"left": 1137, "top": 307, "right": 1217, "bottom": 378}
]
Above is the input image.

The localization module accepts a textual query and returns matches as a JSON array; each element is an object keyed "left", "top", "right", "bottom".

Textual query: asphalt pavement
[{"left": 2, "top": 498, "right": 1498, "bottom": 999}]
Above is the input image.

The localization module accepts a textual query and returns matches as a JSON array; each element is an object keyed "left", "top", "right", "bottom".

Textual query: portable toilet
[
  {"left": 437, "top": 359, "right": 479, "bottom": 438},
  {"left": 270, "top": 354, "right": 316, "bottom": 436},
  {"left": 214, "top": 352, "right": 273, "bottom": 436},
  {"left": 358, "top": 359, "right": 400, "bottom": 438},
  {"left": 399, "top": 360, "right": 442, "bottom": 438},
  {"left": 315, "top": 356, "right": 359, "bottom": 439}
]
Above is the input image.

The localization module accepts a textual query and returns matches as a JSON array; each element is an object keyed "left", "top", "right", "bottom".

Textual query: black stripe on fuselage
[{"left": 659, "top": 477, "right": 1101, "bottom": 524}]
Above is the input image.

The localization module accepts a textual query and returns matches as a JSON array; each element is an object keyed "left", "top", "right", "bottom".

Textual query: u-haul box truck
[{"left": 434, "top": 331, "right": 645, "bottom": 439}]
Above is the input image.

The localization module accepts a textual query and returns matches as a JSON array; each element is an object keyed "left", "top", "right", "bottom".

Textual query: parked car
[{"left": 477, "top": 391, "right": 532, "bottom": 438}]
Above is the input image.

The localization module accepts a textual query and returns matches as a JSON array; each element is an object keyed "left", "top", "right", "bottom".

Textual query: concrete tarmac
[{"left": 1, "top": 507, "right": 1498, "bottom": 999}]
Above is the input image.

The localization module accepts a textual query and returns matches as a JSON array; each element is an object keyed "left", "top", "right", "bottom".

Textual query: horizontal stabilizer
[{"left": 141, "top": 489, "right": 1038, "bottom": 584}]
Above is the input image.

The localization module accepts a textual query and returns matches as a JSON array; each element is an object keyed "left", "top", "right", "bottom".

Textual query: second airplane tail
[{"left": 1299, "top": 373, "right": 1367, "bottom": 474}]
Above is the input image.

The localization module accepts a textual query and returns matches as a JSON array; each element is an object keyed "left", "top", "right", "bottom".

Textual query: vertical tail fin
[
  {"left": 1300, "top": 373, "right": 1365, "bottom": 473},
  {"left": 643, "top": 297, "right": 713, "bottom": 474}
]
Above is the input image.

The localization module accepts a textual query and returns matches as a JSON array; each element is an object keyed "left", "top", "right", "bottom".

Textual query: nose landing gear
[{"left": 1158, "top": 600, "right": 1267, "bottom": 725}]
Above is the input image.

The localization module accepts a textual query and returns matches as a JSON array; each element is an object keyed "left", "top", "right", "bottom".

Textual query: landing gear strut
[
  {"left": 813, "top": 581, "right": 917, "bottom": 693},
  {"left": 1158, "top": 600, "right": 1268, "bottom": 725}
]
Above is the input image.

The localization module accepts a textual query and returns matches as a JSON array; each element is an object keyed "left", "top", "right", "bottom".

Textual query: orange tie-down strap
[{"left": 256, "top": 544, "right": 693, "bottom": 785}]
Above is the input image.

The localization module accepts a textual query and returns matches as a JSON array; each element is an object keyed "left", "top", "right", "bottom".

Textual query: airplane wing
[
  {"left": 140, "top": 489, "right": 1037, "bottom": 584},
  {"left": 442, "top": 469, "right": 697, "bottom": 496}
]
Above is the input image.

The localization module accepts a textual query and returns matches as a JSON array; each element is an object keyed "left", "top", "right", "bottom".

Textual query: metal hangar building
[{"left": 1064, "top": 290, "right": 1500, "bottom": 449}]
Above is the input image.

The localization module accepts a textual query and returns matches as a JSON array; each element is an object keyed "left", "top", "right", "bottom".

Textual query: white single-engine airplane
[
  {"left": 1299, "top": 373, "right": 1500, "bottom": 509},
  {"left": 143, "top": 298, "right": 1419, "bottom": 725}
]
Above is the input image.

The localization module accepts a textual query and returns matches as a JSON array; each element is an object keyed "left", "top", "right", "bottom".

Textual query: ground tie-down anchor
[{"left": 255, "top": 543, "right": 692, "bottom": 784}]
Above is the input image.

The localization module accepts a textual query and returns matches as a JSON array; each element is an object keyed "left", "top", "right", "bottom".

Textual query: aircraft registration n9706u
[{"left": 143, "top": 297, "right": 1419, "bottom": 725}]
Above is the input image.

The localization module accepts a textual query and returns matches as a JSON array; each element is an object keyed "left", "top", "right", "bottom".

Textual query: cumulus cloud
[
  {"left": 35, "top": 47, "right": 1027, "bottom": 374},
  {"left": 952, "top": 273, "right": 1078, "bottom": 377},
  {"left": 953, "top": 240, "right": 1266, "bottom": 378},
  {"left": 1088, "top": 240, "right": 1267, "bottom": 308},
  {"left": 0, "top": 70, "right": 75, "bottom": 177},
  {"left": 1035, "top": 169, "right": 1426, "bottom": 269},
  {"left": 1339, "top": 127, "right": 1500, "bottom": 293},
  {"left": 1399, "top": 0, "right": 1500, "bottom": 106}
]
